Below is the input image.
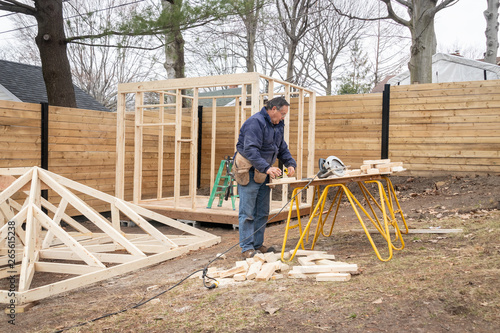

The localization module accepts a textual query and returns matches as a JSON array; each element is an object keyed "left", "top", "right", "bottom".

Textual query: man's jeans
[{"left": 238, "top": 169, "right": 270, "bottom": 253}]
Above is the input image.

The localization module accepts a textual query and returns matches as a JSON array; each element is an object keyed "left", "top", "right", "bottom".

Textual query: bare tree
[
  {"left": 333, "top": 0, "right": 459, "bottom": 84},
  {"left": 276, "top": 0, "right": 318, "bottom": 83},
  {"left": 185, "top": 0, "right": 277, "bottom": 82},
  {"left": 298, "top": 0, "right": 368, "bottom": 95},
  {"left": 231, "top": 0, "right": 269, "bottom": 72},
  {"left": 185, "top": 23, "right": 244, "bottom": 78},
  {"left": 484, "top": 0, "right": 499, "bottom": 64},
  {"left": 253, "top": 12, "right": 289, "bottom": 80},
  {"left": 368, "top": 2, "right": 410, "bottom": 87}
]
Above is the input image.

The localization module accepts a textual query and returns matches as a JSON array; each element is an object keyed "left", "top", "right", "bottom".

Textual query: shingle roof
[
  {"left": 0, "top": 59, "right": 109, "bottom": 112},
  {"left": 370, "top": 75, "right": 394, "bottom": 93}
]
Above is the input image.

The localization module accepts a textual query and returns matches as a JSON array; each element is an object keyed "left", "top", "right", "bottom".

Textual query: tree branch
[
  {"left": 65, "top": 16, "right": 220, "bottom": 43},
  {"left": 0, "top": 0, "right": 36, "bottom": 16},
  {"left": 434, "top": 0, "right": 459, "bottom": 14},
  {"left": 381, "top": 0, "right": 411, "bottom": 27},
  {"left": 331, "top": 2, "right": 391, "bottom": 23},
  {"left": 393, "top": 0, "right": 412, "bottom": 8},
  {"left": 69, "top": 40, "right": 166, "bottom": 51}
]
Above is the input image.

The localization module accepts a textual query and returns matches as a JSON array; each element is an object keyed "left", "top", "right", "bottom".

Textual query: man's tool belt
[{"left": 233, "top": 152, "right": 267, "bottom": 185}]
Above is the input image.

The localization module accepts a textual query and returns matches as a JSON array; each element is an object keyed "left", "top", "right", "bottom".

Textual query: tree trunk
[
  {"left": 240, "top": 0, "right": 262, "bottom": 73},
  {"left": 277, "top": 0, "right": 315, "bottom": 84},
  {"left": 163, "top": 28, "right": 185, "bottom": 78},
  {"left": 245, "top": 13, "right": 257, "bottom": 73},
  {"left": 163, "top": 0, "right": 185, "bottom": 79},
  {"left": 408, "top": 1, "right": 437, "bottom": 84},
  {"left": 286, "top": 39, "right": 298, "bottom": 82},
  {"left": 325, "top": 73, "right": 332, "bottom": 96},
  {"left": 34, "top": 0, "right": 76, "bottom": 107},
  {"left": 484, "top": 0, "right": 499, "bottom": 64}
]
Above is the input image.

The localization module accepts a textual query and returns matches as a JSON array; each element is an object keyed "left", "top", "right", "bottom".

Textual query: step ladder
[{"left": 207, "top": 156, "right": 239, "bottom": 210}]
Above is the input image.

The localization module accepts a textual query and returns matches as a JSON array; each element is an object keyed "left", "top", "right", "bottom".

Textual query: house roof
[
  {"left": 198, "top": 87, "right": 242, "bottom": 107},
  {"left": 0, "top": 60, "right": 109, "bottom": 112},
  {"left": 370, "top": 75, "right": 394, "bottom": 93},
  {"left": 477, "top": 56, "right": 500, "bottom": 66},
  {"left": 387, "top": 53, "right": 500, "bottom": 86}
]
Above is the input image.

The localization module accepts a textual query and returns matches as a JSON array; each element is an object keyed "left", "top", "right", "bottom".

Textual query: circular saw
[{"left": 318, "top": 156, "right": 346, "bottom": 178}]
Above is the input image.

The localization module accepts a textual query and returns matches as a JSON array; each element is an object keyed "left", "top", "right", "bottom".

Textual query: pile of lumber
[
  {"left": 345, "top": 159, "right": 405, "bottom": 176},
  {"left": 287, "top": 250, "right": 358, "bottom": 281},
  {"left": 195, "top": 250, "right": 358, "bottom": 284},
  {"left": 201, "top": 251, "right": 288, "bottom": 282}
]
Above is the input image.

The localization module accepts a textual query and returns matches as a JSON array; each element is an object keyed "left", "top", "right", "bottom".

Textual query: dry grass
[{"left": 35, "top": 211, "right": 499, "bottom": 333}]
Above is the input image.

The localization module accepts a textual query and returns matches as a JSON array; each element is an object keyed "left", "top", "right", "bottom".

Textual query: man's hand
[
  {"left": 286, "top": 166, "right": 295, "bottom": 177},
  {"left": 266, "top": 167, "right": 282, "bottom": 179}
]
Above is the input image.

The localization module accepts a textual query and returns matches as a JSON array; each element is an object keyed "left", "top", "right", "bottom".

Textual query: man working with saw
[{"left": 233, "top": 96, "right": 296, "bottom": 259}]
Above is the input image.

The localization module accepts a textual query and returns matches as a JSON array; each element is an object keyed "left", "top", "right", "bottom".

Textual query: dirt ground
[{"left": 3, "top": 173, "right": 500, "bottom": 333}]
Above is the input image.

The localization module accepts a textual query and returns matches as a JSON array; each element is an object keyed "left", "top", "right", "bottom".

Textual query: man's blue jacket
[{"left": 236, "top": 107, "right": 297, "bottom": 173}]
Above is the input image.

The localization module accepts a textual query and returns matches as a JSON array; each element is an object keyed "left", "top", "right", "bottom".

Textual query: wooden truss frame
[
  {"left": 115, "top": 73, "right": 316, "bottom": 219},
  {"left": 0, "top": 167, "right": 220, "bottom": 305}
]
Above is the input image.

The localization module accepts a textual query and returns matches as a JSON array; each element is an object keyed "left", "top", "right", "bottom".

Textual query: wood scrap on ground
[{"left": 198, "top": 249, "right": 359, "bottom": 285}]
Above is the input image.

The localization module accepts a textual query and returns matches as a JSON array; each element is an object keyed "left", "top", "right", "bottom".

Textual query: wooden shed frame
[{"left": 116, "top": 73, "right": 316, "bottom": 224}]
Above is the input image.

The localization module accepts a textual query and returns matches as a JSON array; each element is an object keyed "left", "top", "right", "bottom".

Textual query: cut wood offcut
[
  {"left": 358, "top": 160, "right": 406, "bottom": 175},
  {"left": 0, "top": 167, "right": 220, "bottom": 305},
  {"left": 203, "top": 249, "right": 356, "bottom": 284}
]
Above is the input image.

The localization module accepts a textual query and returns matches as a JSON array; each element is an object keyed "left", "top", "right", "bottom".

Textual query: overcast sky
[{"left": 435, "top": 0, "right": 494, "bottom": 54}]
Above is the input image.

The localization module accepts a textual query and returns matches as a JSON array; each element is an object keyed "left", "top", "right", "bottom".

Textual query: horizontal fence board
[
  {"left": 391, "top": 86, "right": 500, "bottom": 99},
  {"left": 388, "top": 156, "right": 500, "bottom": 165},
  {"left": 390, "top": 149, "right": 500, "bottom": 158},
  {"left": 389, "top": 114, "right": 500, "bottom": 123},
  {"left": 402, "top": 163, "right": 500, "bottom": 173},
  {"left": 390, "top": 101, "right": 500, "bottom": 111},
  {"left": 391, "top": 136, "right": 500, "bottom": 144},
  {"left": 390, "top": 123, "right": 500, "bottom": 131},
  {"left": 390, "top": 80, "right": 500, "bottom": 91},
  {"left": 389, "top": 129, "right": 500, "bottom": 137}
]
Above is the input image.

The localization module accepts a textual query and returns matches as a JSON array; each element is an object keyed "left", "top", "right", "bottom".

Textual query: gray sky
[{"left": 435, "top": 0, "right": 493, "bottom": 54}]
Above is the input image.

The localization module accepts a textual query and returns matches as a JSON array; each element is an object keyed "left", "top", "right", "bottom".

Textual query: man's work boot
[
  {"left": 256, "top": 245, "right": 275, "bottom": 253},
  {"left": 242, "top": 249, "right": 257, "bottom": 259}
]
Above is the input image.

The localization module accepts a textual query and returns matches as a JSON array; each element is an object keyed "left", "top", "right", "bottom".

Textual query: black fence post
[
  {"left": 197, "top": 105, "right": 203, "bottom": 189},
  {"left": 381, "top": 84, "right": 390, "bottom": 159},
  {"left": 40, "top": 102, "right": 49, "bottom": 204}
]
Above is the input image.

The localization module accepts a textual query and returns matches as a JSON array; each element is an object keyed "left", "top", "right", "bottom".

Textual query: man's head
[{"left": 265, "top": 96, "right": 290, "bottom": 125}]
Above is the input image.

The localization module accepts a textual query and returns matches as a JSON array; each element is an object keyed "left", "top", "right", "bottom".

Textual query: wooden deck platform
[{"left": 137, "top": 195, "right": 311, "bottom": 225}]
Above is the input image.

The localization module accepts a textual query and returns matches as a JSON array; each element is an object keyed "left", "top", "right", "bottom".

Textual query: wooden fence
[
  {"left": 1, "top": 80, "right": 499, "bottom": 212},
  {"left": 389, "top": 81, "right": 500, "bottom": 175}
]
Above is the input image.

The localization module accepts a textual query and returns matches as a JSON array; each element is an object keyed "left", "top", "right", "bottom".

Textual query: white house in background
[{"left": 387, "top": 53, "right": 500, "bottom": 86}]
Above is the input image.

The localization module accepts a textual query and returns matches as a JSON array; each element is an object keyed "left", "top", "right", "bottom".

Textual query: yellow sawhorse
[{"left": 280, "top": 175, "right": 408, "bottom": 262}]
